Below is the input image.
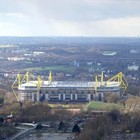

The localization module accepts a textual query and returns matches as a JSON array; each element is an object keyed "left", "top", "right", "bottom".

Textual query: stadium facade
[{"left": 12, "top": 72, "right": 128, "bottom": 102}]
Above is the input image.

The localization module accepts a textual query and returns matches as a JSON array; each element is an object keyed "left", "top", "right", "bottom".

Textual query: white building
[
  {"left": 102, "top": 51, "right": 117, "bottom": 56},
  {"left": 128, "top": 65, "right": 139, "bottom": 71},
  {"left": 33, "top": 51, "right": 45, "bottom": 55},
  {"left": 130, "top": 49, "right": 139, "bottom": 54}
]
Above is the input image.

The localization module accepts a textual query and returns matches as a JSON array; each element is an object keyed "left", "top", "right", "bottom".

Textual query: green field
[
  {"left": 85, "top": 101, "right": 123, "bottom": 111},
  {"left": 48, "top": 101, "right": 123, "bottom": 111},
  {"left": 25, "top": 66, "right": 75, "bottom": 73},
  {"left": 24, "top": 64, "right": 101, "bottom": 73}
]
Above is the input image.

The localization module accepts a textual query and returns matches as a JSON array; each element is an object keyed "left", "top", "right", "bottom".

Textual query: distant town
[{"left": 0, "top": 37, "right": 140, "bottom": 85}]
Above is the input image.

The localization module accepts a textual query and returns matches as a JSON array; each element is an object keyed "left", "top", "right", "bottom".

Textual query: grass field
[
  {"left": 49, "top": 103, "right": 85, "bottom": 109},
  {"left": 25, "top": 66, "right": 75, "bottom": 73},
  {"left": 24, "top": 64, "right": 101, "bottom": 73},
  {"left": 85, "top": 101, "right": 123, "bottom": 111},
  {"left": 48, "top": 101, "right": 123, "bottom": 112}
]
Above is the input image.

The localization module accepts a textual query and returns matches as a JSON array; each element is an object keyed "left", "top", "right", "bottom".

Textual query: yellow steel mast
[
  {"left": 101, "top": 71, "right": 104, "bottom": 83},
  {"left": 95, "top": 75, "right": 98, "bottom": 93},
  {"left": 107, "top": 72, "right": 128, "bottom": 93},
  {"left": 48, "top": 71, "right": 52, "bottom": 82},
  {"left": 11, "top": 74, "right": 21, "bottom": 101},
  {"left": 12, "top": 71, "right": 53, "bottom": 102}
]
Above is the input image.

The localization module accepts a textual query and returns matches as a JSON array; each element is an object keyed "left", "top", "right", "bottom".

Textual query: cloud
[
  {"left": 0, "top": 22, "right": 28, "bottom": 36},
  {"left": 26, "top": 17, "right": 140, "bottom": 36},
  {"left": 5, "top": 13, "right": 27, "bottom": 18},
  {"left": 0, "top": 15, "right": 140, "bottom": 36},
  {"left": 88, "top": 17, "right": 140, "bottom": 36},
  {"left": 0, "top": 0, "right": 140, "bottom": 36},
  {"left": 83, "top": 0, "right": 140, "bottom": 5},
  {"left": 0, "top": 12, "right": 27, "bottom": 19}
]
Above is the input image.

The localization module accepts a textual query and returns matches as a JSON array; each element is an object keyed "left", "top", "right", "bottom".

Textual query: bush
[
  {"left": 72, "top": 124, "right": 80, "bottom": 133},
  {"left": 77, "top": 114, "right": 113, "bottom": 140},
  {"left": 0, "top": 126, "right": 17, "bottom": 139},
  {"left": 0, "top": 98, "right": 4, "bottom": 104},
  {"left": 106, "top": 93, "right": 120, "bottom": 103},
  {"left": 35, "top": 123, "right": 43, "bottom": 129},
  {"left": 108, "top": 109, "right": 121, "bottom": 123},
  {"left": 0, "top": 117, "right": 4, "bottom": 123}
]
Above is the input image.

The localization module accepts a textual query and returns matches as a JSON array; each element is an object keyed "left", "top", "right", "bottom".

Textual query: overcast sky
[{"left": 0, "top": 0, "right": 140, "bottom": 37}]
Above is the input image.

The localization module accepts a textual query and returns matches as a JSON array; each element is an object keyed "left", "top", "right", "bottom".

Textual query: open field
[
  {"left": 85, "top": 101, "right": 124, "bottom": 111},
  {"left": 49, "top": 103, "right": 85, "bottom": 109},
  {"left": 0, "top": 101, "right": 124, "bottom": 116},
  {"left": 24, "top": 65, "right": 99, "bottom": 73},
  {"left": 25, "top": 66, "right": 75, "bottom": 73},
  {"left": 48, "top": 101, "right": 124, "bottom": 112}
]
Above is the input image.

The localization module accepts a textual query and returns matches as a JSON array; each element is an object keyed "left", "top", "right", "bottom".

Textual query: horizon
[{"left": 0, "top": 36, "right": 140, "bottom": 38}]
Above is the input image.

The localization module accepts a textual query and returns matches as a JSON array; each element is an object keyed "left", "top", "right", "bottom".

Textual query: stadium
[{"left": 12, "top": 72, "right": 128, "bottom": 102}]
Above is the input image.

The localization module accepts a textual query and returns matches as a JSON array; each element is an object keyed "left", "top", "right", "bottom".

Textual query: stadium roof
[{"left": 18, "top": 81, "right": 120, "bottom": 90}]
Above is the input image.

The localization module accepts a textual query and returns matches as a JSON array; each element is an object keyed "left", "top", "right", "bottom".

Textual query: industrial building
[{"left": 12, "top": 72, "right": 128, "bottom": 102}]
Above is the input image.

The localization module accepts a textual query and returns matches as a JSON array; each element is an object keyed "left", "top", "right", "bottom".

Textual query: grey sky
[{"left": 0, "top": 0, "right": 140, "bottom": 36}]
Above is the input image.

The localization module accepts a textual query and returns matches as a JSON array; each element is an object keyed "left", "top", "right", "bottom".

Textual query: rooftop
[{"left": 18, "top": 81, "right": 120, "bottom": 90}]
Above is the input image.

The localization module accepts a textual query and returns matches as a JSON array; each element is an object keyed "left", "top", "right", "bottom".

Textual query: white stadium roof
[{"left": 18, "top": 81, "right": 120, "bottom": 90}]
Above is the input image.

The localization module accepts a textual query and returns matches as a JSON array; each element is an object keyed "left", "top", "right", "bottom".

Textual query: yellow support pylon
[
  {"left": 107, "top": 72, "right": 128, "bottom": 93},
  {"left": 48, "top": 71, "right": 52, "bottom": 82},
  {"left": 95, "top": 75, "right": 98, "bottom": 93},
  {"left": 12, "top": 71, "right": 44, "bottom": 102},
  {"left": 12, "top": 72, "right": 36, "bottom": 102},
  {"left": 11, "top": 74, "right": 21, "bottom": 101},
  {"left": 20, "top": 72, "right": 30, "bottom": 84},
  {"left": 37, "top": 75, "right": 41, "bottom": 90},
  {"left": 101, "top": 71, "right": 104, "bottom": 83}
]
